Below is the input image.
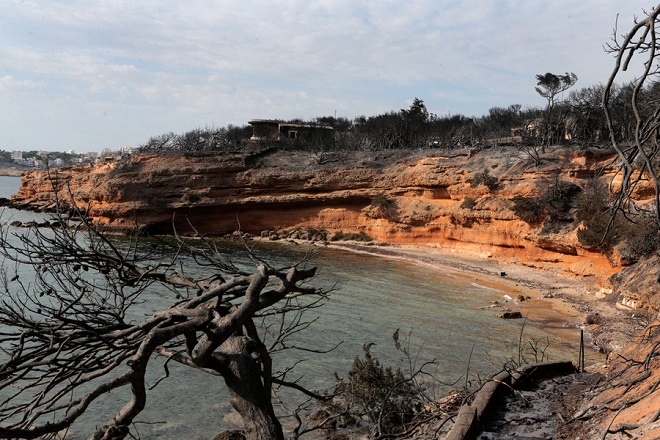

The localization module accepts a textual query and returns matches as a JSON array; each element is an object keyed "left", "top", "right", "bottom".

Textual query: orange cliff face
[{"left": 10, "top": 146, "right": 626, "bottom": 283}]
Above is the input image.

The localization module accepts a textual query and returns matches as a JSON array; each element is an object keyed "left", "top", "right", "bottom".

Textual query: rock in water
[{"left": 497, "top": 311, "right": 523, "bottom": 319}]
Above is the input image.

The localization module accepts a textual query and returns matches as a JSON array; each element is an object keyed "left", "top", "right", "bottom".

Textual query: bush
[
  {"left": 575, "top": 184, "right": 660, "bottom": 257},
  {"left": 510, "top": 195, "right": 545, "bottom": 224},
  {"left": 331, "top": 231, "right": 373, "bottom": 242},
  {"left": 510, "top": 179, "right": 579, "bottom": 225},
  {"left": 468, "top": 170, "right": 499, "bottom": 190},
  {"left": 575, "top": 184, "right": 614, "bottom": 248},
  {"left": 450, "top": 214, "right": 475, "bottom": 228},
  {"left": 281, "top": 227, "right": 329, "bottom": 241},
  {"left": 623, "top": 216, "right": 660, "bottom": 258},
  {"left": 370, "top": 194, "right": 399, "bottom": 221},
  {"left": 460, "top": 196, "right": 477, "bottom": 209},
  {"left": 330, "top": 332, "right": 425, "bottom": 436},
  {"left": 575, "top": 184, "right": 610, "bottom": 224},
  {"left": 542, "top": 180, "right": 581, "bottom": 219}
]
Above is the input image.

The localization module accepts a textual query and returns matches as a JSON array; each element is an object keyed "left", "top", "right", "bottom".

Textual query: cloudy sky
[{"left": 0, "top": 1, "right": 652, "bottom": 152}]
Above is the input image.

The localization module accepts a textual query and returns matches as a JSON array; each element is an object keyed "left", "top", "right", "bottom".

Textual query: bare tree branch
[
  {"left": 0, "top": 184, "right": 331, "bottom": 439},
  {"left": 603, "top": 5, "right": 660, "bottom": 225}
]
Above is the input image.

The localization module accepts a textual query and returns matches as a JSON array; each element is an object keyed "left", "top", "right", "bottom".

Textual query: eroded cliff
[{"left": 8, "top": 145, "right": 639, "bottom": 286}]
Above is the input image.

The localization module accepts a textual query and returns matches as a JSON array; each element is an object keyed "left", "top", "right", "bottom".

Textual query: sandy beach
[{"left": 324, "top": 241, "right": 642, "bottom": 360}]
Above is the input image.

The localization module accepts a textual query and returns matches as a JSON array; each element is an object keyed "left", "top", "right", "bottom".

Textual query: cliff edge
[{"left": 10, "top": 145, "right": 627, "bottom": 283}]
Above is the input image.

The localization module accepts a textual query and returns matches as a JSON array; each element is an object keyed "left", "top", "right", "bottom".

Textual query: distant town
[{"left": 0, "top": 147, "right": 136, "bottom": 170}]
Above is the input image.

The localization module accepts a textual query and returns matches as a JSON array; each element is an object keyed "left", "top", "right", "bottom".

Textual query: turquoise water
[{"left": 0, "top": 176, "right": 597, "bottom": 439}]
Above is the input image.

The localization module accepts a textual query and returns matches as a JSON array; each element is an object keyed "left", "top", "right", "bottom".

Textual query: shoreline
[
  {"left": 321, "top": 240, "right": 639, "bottom": 360},
  {"left": 0, "top": 169, "right": 29, "bottom": 178}
]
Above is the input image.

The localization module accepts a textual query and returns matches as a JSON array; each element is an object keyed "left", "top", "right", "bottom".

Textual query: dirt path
[{"left": 478, "top": 371, "right": 603, "bottom": 439}]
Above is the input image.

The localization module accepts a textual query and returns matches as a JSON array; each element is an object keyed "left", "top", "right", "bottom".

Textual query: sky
[{"left": 0, "top": 1, "right": 653, "bottom": 152}]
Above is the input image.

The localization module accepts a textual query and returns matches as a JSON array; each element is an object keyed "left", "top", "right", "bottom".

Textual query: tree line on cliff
[{"left": 138, "top": 76, "right": 650, "bottom": 155}]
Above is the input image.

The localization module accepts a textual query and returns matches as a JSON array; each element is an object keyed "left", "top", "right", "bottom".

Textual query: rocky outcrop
[
  {"left": 574, "top": 321, "right": 660, "bottom": 439},
  {"left": 10, "top": 146, "right": 631, "bottom": 283},
  {"left": 609, "top": 255, "right": 660, "bottom": 310}
]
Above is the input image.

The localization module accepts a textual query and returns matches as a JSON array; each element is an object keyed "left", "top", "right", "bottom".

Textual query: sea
[{"left": 0, "top": 175, "right": 601, "bottom": 439}]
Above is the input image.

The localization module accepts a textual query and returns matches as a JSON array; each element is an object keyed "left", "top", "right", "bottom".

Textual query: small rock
[
  {"left": 497, "top": 311, "right": 523, "bottom": 319},
  {"left": 585, "top": 313, "right": 604, "bottom": 325}
]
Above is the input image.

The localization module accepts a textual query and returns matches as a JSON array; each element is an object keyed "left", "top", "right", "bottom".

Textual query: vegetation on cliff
[{"left": 136, "top": 70, "right": 638, "bottom": 161}]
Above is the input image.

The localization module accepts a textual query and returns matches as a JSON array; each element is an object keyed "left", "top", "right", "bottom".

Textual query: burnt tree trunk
[{"left": 215, "top": 335, "right": 283, "bottom": 440}]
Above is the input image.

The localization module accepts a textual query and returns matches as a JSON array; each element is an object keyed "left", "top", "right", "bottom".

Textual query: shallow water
[{"left": 0, "top": 176, "right": 600, "bottom": 439}]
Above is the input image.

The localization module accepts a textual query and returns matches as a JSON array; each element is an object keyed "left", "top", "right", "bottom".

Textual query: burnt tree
[
  {"left": 0, "top": 204, "right": 329, "bottom": 440},
  {"left": 603, "top": 5, "right": 660, "bottom": 225},
  {"left": 535, "top": 72, "right": 578, "bottom": 151}
]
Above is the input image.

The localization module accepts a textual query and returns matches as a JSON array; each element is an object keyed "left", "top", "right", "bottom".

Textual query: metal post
[{"left": 579, "top": 328, "right": 585, "bottom": 373}]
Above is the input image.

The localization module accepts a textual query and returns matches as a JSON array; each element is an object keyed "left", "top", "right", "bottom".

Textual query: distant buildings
[
  {"left": 7, "top": 150, "right": 108, "bottom": 169},
  {"left": 13, "top": 157, "right": 35, "bottom": 167},
  {"left": 119, "top": 146, "right": 136, "bottom": 155},
  {"left": 248, "top": 119, "right": 333, "bottom": 142}
]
